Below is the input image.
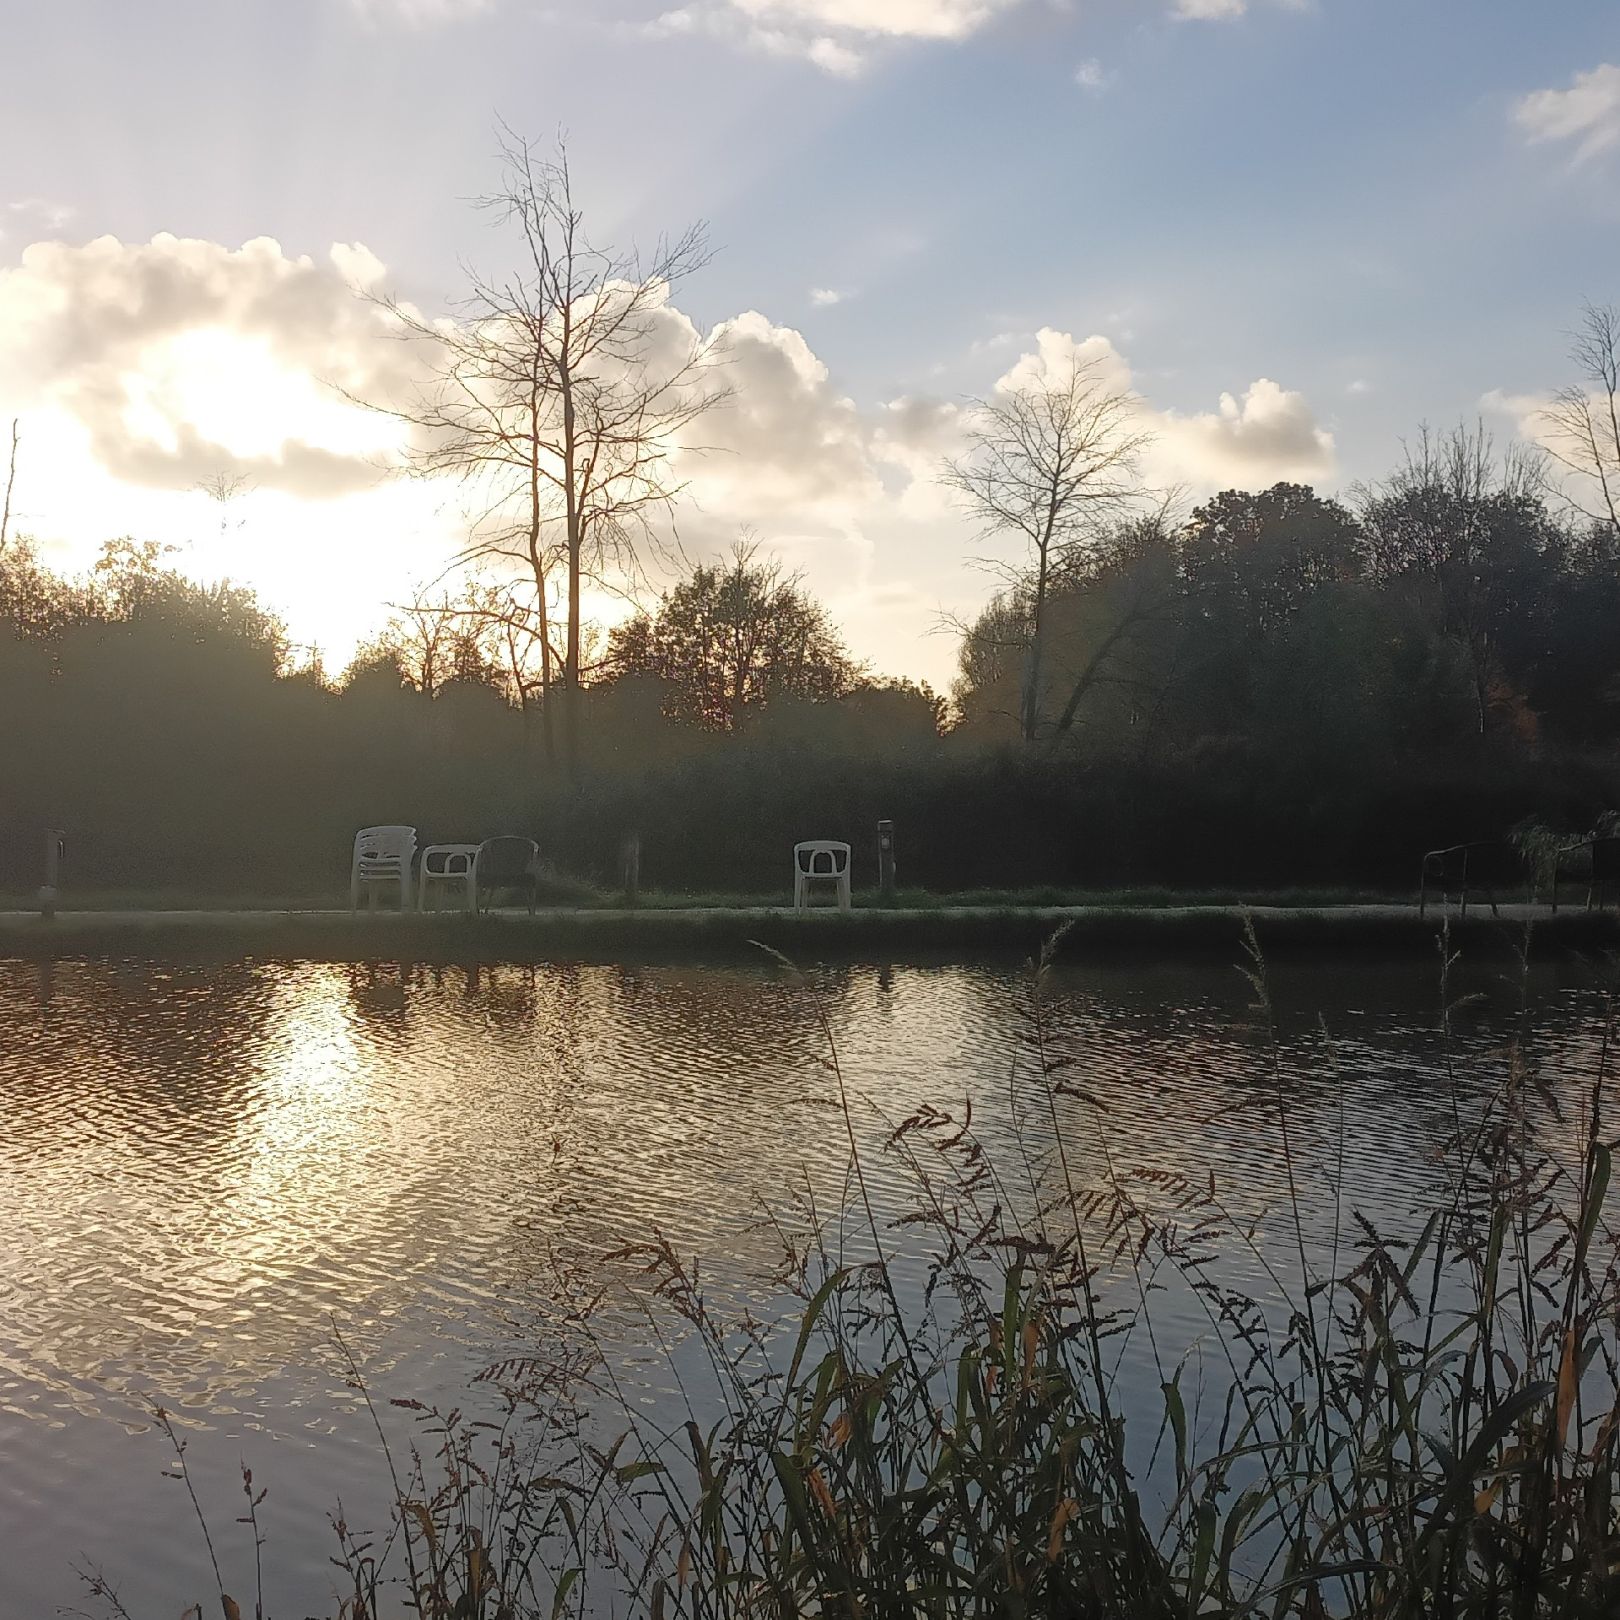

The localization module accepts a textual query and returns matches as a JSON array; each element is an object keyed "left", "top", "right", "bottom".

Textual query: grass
[
  {"left": 3, "top": 883, "right": 1412, "bottom": 913},
  {"left": 81, "top": 926, "right": 1620, "bottom": 1617}
]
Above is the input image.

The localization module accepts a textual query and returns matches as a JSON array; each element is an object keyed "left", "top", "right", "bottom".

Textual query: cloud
[
  {"left": 985, "top": 327, "right": 1335, "bottom": 491},
  {"left": 1513, "top": 63, "right": 1620, "bottom": 164},
  {"left": 0, "top": 233, "right": 416, "bottom": 497},
  {"left": 729, "top": 0, "right": 1013, "bottom": 41},
  {"left": 346, "top": 0, "right": 493, "bottom": 22},
  {"left": 1170, "top": 0, "right": 1310, "bottom": 22},
  {"left": 1, "top": 198, "right": 75, "bottom": 241},
  {"left": 1154, "top": 376, "right": 1335, "bottom": 486},
  {"left": 681, "top": 310, "right": 881, "bottom": 514},
  {"left": 1074, "top": 58, "right": 1113, "bottom": 93},
  {"left": 809, "top": 286, "right": 845, "bottom": 306},
  {"left": 641, "top": 0, "right": 1023, "bottom": 71}
]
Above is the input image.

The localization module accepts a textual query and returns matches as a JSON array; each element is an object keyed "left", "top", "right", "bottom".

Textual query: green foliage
[{"left": 608, "top": 543, "right": 861, "bottom": 730}]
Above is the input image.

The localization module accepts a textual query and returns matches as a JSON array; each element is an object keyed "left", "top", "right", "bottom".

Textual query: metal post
[
  {"left": 622, "top": 833, "right": 642, "bottom": 907},
  {"left": 877, "top": 819, "right": 896, "bottom": 905},
  {"left": 38, "top": 829, "right": 64, "bottom": 920}
]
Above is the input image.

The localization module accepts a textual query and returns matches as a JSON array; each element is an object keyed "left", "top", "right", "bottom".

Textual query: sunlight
[{"left": 117, "top": 326, "right": 399, "bottom": 464}]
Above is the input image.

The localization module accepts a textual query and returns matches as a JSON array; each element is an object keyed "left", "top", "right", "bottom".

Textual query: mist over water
[{"left": 0, "top": 950, "right": 1610, "bottom": 1615}]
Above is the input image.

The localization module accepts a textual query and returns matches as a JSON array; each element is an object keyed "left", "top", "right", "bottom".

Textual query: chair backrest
[
  {"left": 354, "top": 825, "right": 416, "bottom": 866},
  {"left": 1591, "top": 837, "right": 1620, "bottom": 881},
  {"left": 422, "top": 846, "right": 476, "bottom": 877},
  {"left": 795, "top": 840, "right": 850, "bottom": 877},
  {"left": 1425, "top": 840, "right": 1520, "bottom": 886},
  {"left": 477, "top": 837, "right": 539, "bottom": 881}
]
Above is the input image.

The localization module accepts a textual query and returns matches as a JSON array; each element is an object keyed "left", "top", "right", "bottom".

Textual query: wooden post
[
  {"left": 38, "top": 829, "right": 63, "bottom": 920},
  {"left": 877, "top": 819, "right": 896, "bottom": 905},
  {"left": 621, "top": 833, "right": 642, "bottom": 907}
]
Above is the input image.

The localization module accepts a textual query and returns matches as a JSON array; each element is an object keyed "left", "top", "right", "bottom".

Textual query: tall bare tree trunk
[{"left": 0, "top": 419, "right": 18, "bottom": 555}]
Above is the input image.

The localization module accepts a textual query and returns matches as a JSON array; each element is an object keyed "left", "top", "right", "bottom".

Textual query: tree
[
  {"left": 370, "top": 131, "right": 727, "bottom": 774},
  {"left": 1181, "top": 483, "right": 1362, "bottom": 634},
  {"left": 942, "top": 353, "right": 1151, "bottom": 742},
  {"left": 1173, "top": 484, "right": 1363, "bottom": 735},
  {"left": 1543, "top": 301, "right": 1620, "bottom": 533},
  {"left": 1357, "top": 423, "right": 1550, "bottom": 735},
  {"left": 952, "top": 513, "right": 1183, "bottom": 748},
  {"left": 350, "top": 584, "right": 505, "bottom": 697},
  {"left": 607, "top": 543, "right": 859, "bottom": 730},
  {"left": 1, "top": 418, "right": 18, "bottom": 555}
]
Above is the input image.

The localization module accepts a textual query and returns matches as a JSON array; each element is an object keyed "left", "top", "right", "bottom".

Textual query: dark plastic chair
[
  {"left": 476, "top": 836, "right": 540, "bottom": 915},
  {"left": 1419, "top": 841, "right": 1527, "bottom": 919},
  {"left": 1551, "top": 837, "right": 1620, "bottom": 913}
]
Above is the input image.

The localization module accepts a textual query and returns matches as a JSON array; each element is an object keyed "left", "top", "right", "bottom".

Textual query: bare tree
[
  {"left": 355, "top": 583, "right": 506, "bottom": 697},
  {"left": 1543, "top": 301, "right": 1620, "bottom": 533},
  {"left": 366, "top": 130, "right": 727, "bottom": 773},
  {"left": 195, "top": 471, "right": 254, "bottom": 544},
  {"left": 1, "top": 418, "right": 18, "bottom": 555},
  {"left": 942, "top": 358, "right": 1151, "bottom": 741}
]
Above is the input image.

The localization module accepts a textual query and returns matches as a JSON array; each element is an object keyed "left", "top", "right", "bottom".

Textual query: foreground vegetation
[{"left": 90, "top": 931, "right": 1620, "bottom": 1617}]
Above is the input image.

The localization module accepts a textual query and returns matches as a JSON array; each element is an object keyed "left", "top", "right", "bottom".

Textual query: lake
[{"left": 0, "top": 944, "right": 1612, "bottom": 1616}]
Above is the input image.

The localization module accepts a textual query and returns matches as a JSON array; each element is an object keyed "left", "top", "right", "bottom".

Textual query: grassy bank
[
  {"left": 3, "top": 898, "right": 1618, "bottom": 964},
  {"left": 3, "top": 882, "right": 1408, "bottom": 912},
  {"left": 88, "top": 932, "right": 1620, "bottom": 1619}
]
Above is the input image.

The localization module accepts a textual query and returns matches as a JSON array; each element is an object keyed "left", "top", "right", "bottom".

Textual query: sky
[{"left": 0, "top": 0, "right": 1616, "bottom": 688}]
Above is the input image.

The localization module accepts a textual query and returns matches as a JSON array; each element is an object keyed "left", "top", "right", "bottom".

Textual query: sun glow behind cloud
[{"left": 117, "top": 326, "right": 402, "bottom": 468}]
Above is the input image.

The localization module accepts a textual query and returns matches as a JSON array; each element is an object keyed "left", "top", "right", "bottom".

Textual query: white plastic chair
[
  {"left": 350, "top": 825, "right": 416, "bottom": 910},
  {"left": 418, "top": 843, "right": 480, "bottom": 913},
  {"left": 793, "top": 841, "right": 852, "bottom": 911}
]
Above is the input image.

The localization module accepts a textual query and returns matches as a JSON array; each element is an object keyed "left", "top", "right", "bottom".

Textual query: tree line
[
  {"left": 0, "top": 129, "right": 1615, "bottom": 898},
  {"left": 0, "top": 434, "right": 1614, "bottom": 898}
]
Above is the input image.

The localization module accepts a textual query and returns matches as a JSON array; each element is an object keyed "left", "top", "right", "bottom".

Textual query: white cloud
[
  {"left": 728, "top": 0, "right": 1012, "bottom": 41},
  {"left": 641, "top": 0, "right": 1022, "bottom": 71},
  {"left": 1154, "top": 376, "right": 1335, "bottom": 486},
  {"left": 986, "top": 328, "right": 1335, "bottom": 491},
  {"left": 0, "top": 234, "right": 415, "bottom": 497},
  {"left": 1514, "top": 63, "right": 1620, "bottom": 164},
  {"left": 809, "top": 286, "right": 845, "bottom": 306},
  {"left": 1, "top": 198, "right": 75, "bottom": 241},
  {"left": 1170, "top": 0, "right": 1310, "bottom": 22},
  {"left": 1074, "top": 58, "right": 1112, "bottom": 93},
  {"left": 347, "top": 0, "right": 493, "bottom": 22}
]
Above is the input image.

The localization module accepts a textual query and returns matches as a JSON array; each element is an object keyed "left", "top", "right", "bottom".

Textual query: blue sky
[{"left": 1, "top": 0, "right": 1615, "bottom": 684}]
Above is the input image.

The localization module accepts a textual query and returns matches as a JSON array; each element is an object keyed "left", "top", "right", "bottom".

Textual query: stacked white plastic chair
[
  {"left": 350, "top": 825, "right": 417, "bottom": 910},
  {"left": 793, "top": 841, "right": 852, "bottom": 911}
]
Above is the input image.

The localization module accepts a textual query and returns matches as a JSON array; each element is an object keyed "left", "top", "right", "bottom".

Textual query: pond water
[{"left": 0, "top": 946, "right": 1613, "bottom": 1616}]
